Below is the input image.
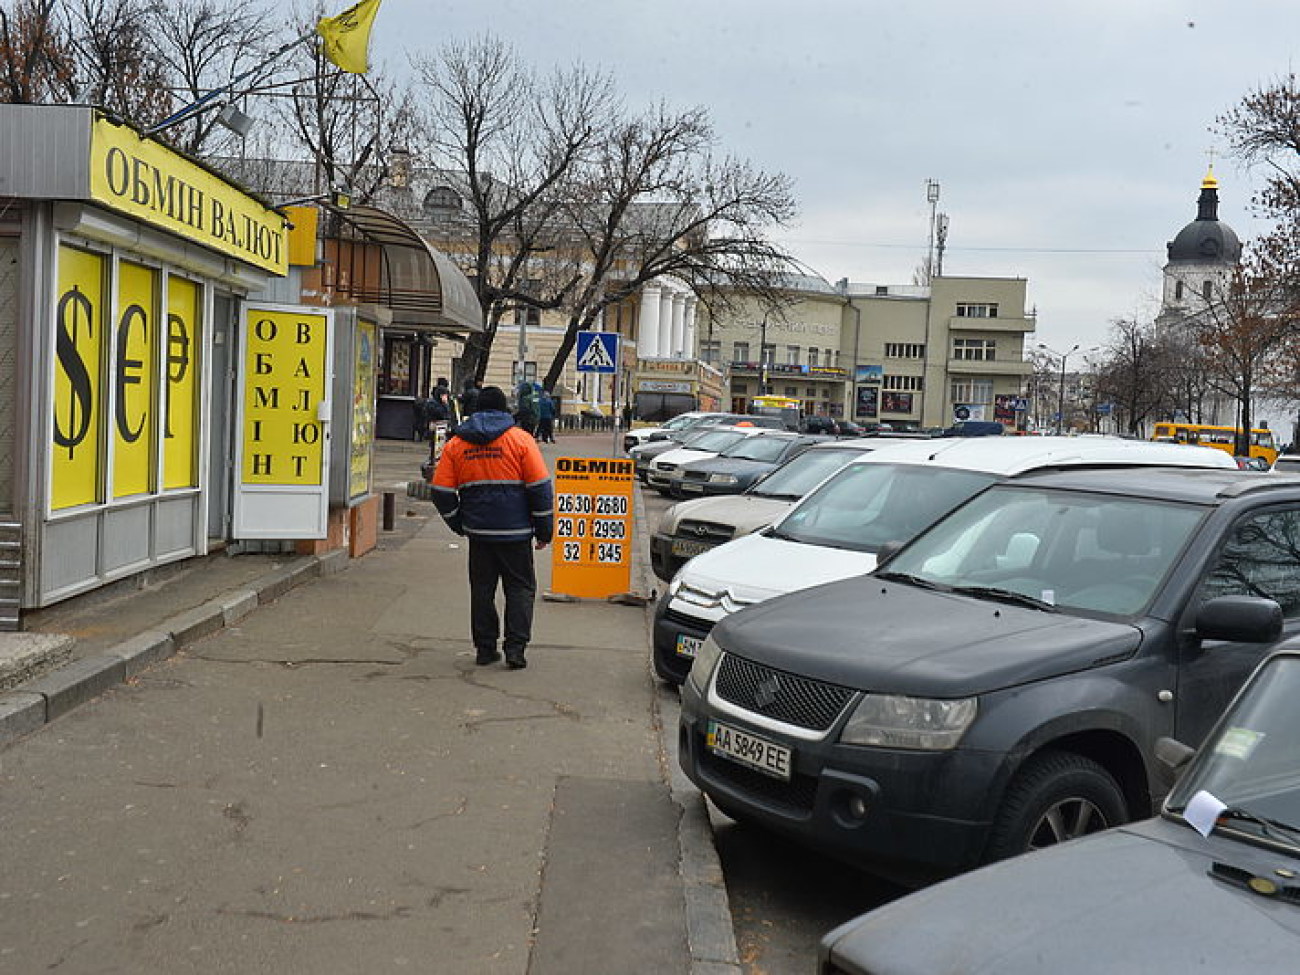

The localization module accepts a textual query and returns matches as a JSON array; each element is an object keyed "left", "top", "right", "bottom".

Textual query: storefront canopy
[{"left": 327, "top": 204, "right": 482, "bottom": 336}]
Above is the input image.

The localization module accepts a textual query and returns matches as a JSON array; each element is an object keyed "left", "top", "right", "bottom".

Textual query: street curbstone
[
  {"left": 317, "top": 549, "right": 349, "bottom": 576},
  {"left": 254, "top": 565, "right": 299, "bottom": 604},
  {"left": 106, "top": 630, "right": 176, "bottom": 679},
  {"left": 24, "top": 654, "right": 127, "bottom": 721},
  {"left": 0, "top": 691, "right": 46, "bottom": 743},
  {"left": 162, "top": 603, "right": 226, "bottom": 648},
  {"left": 220, "top": 590, "right": 259, "bottom": 626}
]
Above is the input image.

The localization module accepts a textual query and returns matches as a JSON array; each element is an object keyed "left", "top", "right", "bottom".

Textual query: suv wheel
[{"left": 984, "top": 750, "right": 1127, "bottom": 863}]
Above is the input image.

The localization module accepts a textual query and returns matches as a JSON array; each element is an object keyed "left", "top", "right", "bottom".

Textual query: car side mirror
[
  {"left": 1154, "top": 736, "right": 1197, "bottom": 788},
  {"left": 1195, "top": 595, "right": 1283, "bottom": 643},
  {"left": 648, "top": 432, "right": 669, "bottom": 442},
  {"left": 876, "top": 540, "right": 905, "bottom": 566}
]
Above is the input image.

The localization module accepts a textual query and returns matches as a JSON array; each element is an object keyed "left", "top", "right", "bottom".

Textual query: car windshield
[
  {"left": 1165, "top": 655, "right": 1300, "bottom": 853},
  {"left": 749, "top": 448, "right": 869, "bottom": 499},
  {"left": 683, "top": 430, "right": 748, "bottom": 453},
  {"left": 721, "top": 436, "right": 794, "bottom": 462},
  {"left": 773, "top": 462, "right": 998, "bottom": 552},
  {"left": 881, "top": 485, "right": 1205, "bottom": 616}
]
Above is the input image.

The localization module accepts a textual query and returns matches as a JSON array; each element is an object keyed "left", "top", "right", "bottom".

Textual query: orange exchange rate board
[{"left": 550, "top": 456, "right": 634, "bottom": 598}]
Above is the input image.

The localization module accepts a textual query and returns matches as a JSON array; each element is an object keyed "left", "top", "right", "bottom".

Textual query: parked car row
[{"left": 638, "top": 429, "right": 1300, "bottom": 964}]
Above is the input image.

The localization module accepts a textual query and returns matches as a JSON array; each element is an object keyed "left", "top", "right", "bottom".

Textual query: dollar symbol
[{"left": 53, "top": 288, "right": 95, "bottom": 460}]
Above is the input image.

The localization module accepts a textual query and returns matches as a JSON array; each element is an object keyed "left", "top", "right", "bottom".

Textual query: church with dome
[{"left": 1155, "top": 167, "right": 1242, "bottom": 332}]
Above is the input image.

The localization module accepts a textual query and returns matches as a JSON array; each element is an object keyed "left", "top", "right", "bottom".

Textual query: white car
[
  {"left": 651, "top": 435, "right": 1240, "bottom": 683},
  {"left": 644, "top": 426, "right": 769, "bottom": 494}
]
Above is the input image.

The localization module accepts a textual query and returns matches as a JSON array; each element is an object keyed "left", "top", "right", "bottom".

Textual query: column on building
[
  {"left": 638, "top": 284, "right": 661, "bottom": 358},
  {"left": 658, "top": 288, "right": 675, "bottom": 358},
  {"left": 683, "top": 296, "right": 698, "bottom": 359},
  {"left": 670, "top": 293, "right": 687, "bottom": 358}
]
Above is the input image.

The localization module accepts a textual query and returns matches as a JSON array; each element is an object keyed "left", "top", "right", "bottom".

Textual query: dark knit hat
[{"left": 477, "top": 385, "right": 510, "bottom": 413}]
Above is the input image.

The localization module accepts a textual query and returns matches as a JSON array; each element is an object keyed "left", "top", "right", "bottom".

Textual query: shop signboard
[
  {"left": 233, "top": 302, "right": 333, "bottom": 538},
  {"left": 550, "top": 456, "right": 634, "bottom": 598}
]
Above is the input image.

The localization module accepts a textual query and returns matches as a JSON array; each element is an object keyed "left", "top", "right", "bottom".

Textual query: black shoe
[
  {"left": 476, "top": 649, "right": 501, "bottom": 666},
  {"left": 505, "top": 655, "right": 527, "bottom": 670}
]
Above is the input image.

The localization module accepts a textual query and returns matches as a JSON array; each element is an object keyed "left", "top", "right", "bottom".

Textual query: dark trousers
[
  {"left": 537, "top": 417, "right": 555, "bottom": 442},
  {"left": 467, "top": 538, "right": 537, "bottom": 656}
]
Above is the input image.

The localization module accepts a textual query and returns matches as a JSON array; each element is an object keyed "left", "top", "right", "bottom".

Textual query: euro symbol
[
  {"left": 115, "top": 304, "right": 148, "bottom": 443},
  {"left": 53, "top": 288, "right": 95, "bottom": 460}
]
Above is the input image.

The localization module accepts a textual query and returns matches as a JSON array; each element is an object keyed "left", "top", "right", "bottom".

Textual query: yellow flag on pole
[{"left": 316, "top": 0, "right": 382, "bottom": 74}]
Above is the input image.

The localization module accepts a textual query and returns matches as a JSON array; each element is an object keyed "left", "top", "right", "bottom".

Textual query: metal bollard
[{"left": 382, "top": 491, "right": 395, "bottom": 531}]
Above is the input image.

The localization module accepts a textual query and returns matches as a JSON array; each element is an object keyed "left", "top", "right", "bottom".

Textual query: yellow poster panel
[
  {"left": 163, "top": 276, "right": 201, "bottom": 489},
  {"left": 349, "top": 319, "right": 377, "bottom": 499},
  {"left": 242, "top": 309, "right": 328, "bottom": 485},
  {"left": 51, "top": 246, "right": 107, "bottom": 510},
  {"left": 550, "top": 457, "right": 635, "bottom": 598},
  {"left": 113, "top": 261, "right": 159, "bottom": 498}
]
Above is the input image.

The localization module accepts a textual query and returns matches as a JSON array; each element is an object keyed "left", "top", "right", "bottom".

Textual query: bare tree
[
  {"left": 0, "top": 0, "right": 72, "bottom": 103},
  {"left": 143, "top": 0, "right": 273, "bottom": 154},
  {"left": 540, "top": 102, "right": 798, "bottom": 391},
  {"left": 412, "top": 36, "right": 614, "bottom": 383},
  {"left": 1092, "top": 318, "right": 1180, "bottom": 436},
  {"left": 59, "top": 0, "right": 171, "bottom": 124}
]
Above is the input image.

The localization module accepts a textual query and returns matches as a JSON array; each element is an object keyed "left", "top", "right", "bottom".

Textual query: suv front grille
[
  {"left": 698, "top": 749, "right": 818, "bottom": 815},
  {"left": 677, "top": 519, "right": 735, "bottom": 543},
  {"left": 715, "top": 654, "right": 855, "bottom": 731}
]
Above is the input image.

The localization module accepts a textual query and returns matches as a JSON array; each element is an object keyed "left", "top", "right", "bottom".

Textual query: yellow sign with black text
[
  {"left": 51, "top": 246, "right": 107, "bottom": 510},
  {"left": 89, "top": 116, "right": 288, "bottom": 276},
  {"left": 113, "top": 261, "right": 159, "bottom": 498},
  {"left": 241, "top": 308, "right": 328, "bottom": 485},
  {"left": 550, "top": 456, "right": 634, "bottom": 598},
  {"left": 163, "top": 275, "right": 201, "bottom": 489}
]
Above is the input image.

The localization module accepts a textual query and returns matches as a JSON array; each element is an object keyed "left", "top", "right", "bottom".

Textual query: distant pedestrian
[
  {"left": 458, "top": 378, "right": 482, "bottom": 422},
  {"left": 428, "top": 377, "right": 452, "bottom": 424},
  {"left": 536, "top": 388, "right": 556, "bottom": 443},
  {"left": 514, "top": 380, "right": 540, "bottom": 436},
  {"left": 431, "top": 386, "right": 553, "bottom": 669}
]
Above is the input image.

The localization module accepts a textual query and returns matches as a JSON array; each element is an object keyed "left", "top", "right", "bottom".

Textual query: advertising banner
[
  {"left": 163, "top": 275, "right": 200, "bottom": 489},
  {"left": 880, "top": 391, "right": 913, "bottom": 414},
  {"left": 51, "top": 246, "right": 106, "bottom": 510},
  {"left": 855, "top": 385, "right": 879, "bottom": 419},
  {"left": 112, "top": 261, "right": 159, "bottom": 499}
]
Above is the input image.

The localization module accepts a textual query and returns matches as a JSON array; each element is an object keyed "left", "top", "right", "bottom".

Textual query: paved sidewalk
[{"left": 0, "top": 434, "right": 739, "bottom": 974}]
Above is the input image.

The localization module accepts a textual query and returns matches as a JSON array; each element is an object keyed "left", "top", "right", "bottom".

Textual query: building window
[
  {"left": 884, "top": 374, "right": 924, "bottom": 391},
  {"left": 953, "top": 338, "right": 996, "bottom": 361},
  {"left": 951, "top": 378, "right": 994, "bottom": 406},
  {"left": 808, "top": 347, "right": 819, "bottom": 367},
  {"left": 1175, "top": 280, "right": 1184, "bottom": 301},
  {"left": 734, "top": 383, "right": 749, "bottom": 394},
  {"left": 1203, "top": 280, "right": 1213, "bottom": 301},
  {"left": 514, "top": 306, "right": 540, "bottom": 330},
  {"left": 955, "top": 302, "right": 999, "bottom": 318},
  {"left": 732, "top": 341, "right": 750, "bottom": 362},
  {"left": 701, "top": 340, "right": 721, "bottom": 364},
  {"left": 786, "top": 345, "right": 800, "bottom": 365},
  {"left": 762, "top": 343, "right": 777, "bottom": 366},
  {"left": 784, "top": 386, "right": 798, "bottom": 397},
  {"left": 884, "top": 343, "right": 926, "bottom": 359}
]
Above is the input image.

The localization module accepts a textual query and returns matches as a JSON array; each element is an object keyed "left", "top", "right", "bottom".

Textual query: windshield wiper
[
  {"left": 875, "top": 570, "right": 949, "bottom": 592},
  {"left": 947, "top": 585, "right": 1058, "bottom": 612},
  {"left": 1216, "top": 806, "right": 1300, "bottom": 845}
]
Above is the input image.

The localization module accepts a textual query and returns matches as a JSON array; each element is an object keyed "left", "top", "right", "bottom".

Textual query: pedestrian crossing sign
[{"left": 576, "top": 331, "right": 618, "bottom": 373}]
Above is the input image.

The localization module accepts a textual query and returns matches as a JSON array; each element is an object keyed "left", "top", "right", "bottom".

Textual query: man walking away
[
  {"left": 458, "top": 378, "right": 482, "bottom": 422},
  {"left": 537, "top": 388, "right": 556, "bottom": 443},
  {"left": 431, "top": 386, "right": 553, "bottom": 669}
]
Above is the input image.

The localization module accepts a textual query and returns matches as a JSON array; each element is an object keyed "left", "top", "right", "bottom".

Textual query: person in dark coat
[
  {"left": 431, "top": 386, "right": 553, "bottom": 669},
  {"left": 458, "top": 378, "right": 482, "bottom": 421},
  {"left": 536, "top": 389, "right": 556, "bottom": 443}
]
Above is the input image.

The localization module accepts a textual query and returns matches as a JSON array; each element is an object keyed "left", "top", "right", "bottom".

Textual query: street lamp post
[{"left": 1039, "top": 343, "right": 1079, "bottom": 435}]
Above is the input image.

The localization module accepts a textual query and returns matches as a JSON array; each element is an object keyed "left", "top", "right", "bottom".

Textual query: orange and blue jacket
[{"left": 431, "top": 411, "right": 554, "bottom": 544}]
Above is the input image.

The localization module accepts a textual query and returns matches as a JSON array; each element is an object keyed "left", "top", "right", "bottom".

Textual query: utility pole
[{"left": 926, "top": 179, "right": 941, "bottom": 281}]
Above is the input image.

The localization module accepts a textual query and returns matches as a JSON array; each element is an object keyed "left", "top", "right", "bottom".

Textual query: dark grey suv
[{"left": 679, "top": 468, "right": 1300, "bottom": 879}]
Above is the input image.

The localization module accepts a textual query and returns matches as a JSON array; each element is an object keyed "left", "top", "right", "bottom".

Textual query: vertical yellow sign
[
  {"left": 349, "top": 319, "right": 376, "bottom": 499},
  {"left": 52, "top": 246, "right": 106, "bottom": 510},
  {"left": 163, "top": 275, "right": 201, "bottom": 489},
  {"left": 242, "top": 308, "right": 328, "bottom": 485},
  {"left": 550, "top": 457, "right": 635, "bottom": 598},
  {"left": 113, "top": 261, "right": 159, "bottom": 498}
]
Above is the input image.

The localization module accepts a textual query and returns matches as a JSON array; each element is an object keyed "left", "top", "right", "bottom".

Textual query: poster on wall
[
  {"left": 349, "top": 319, "right": 377, "bottom": 500},
  {"left": 232, "top": 302, "right": 333, "bottom": 539},
  {"left": 113, "top": 261, "right": 159, "bottom": 499},
  {"left": 163, "top": 275, "right": 202, "bottom": 489},
  {"left": 51, "top": 246, "right": 107, "bottom": 511},
  {"left": 881, "top": 391, "right": 913, "bottom": 414},
  {"left": 855, "top": 385, "right": 879, "bottom": 419},
  {"left": 854, "top": 364, "right": 883, "bottom": 384}
]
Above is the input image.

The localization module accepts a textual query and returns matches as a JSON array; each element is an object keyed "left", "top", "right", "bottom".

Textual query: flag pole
[{"left": 144, "top": 30, "right": 315, "bottom": 137}]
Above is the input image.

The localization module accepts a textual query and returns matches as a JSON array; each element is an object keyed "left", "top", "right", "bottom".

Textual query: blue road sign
[{"left": 576, "top": 331, "right": 619, "bottom": 373}]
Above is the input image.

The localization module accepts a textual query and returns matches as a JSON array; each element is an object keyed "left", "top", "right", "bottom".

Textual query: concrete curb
[
  {"left": 635, "top": 480, "right": 742, "bottom": 975},
  {"left": 0, "top": 552, "right": 337, "bottom": 749}
]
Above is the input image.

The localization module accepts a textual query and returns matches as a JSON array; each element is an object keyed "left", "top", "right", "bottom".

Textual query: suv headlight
[
  {"left": 840, "top": 694, "right": 977, "bottom": 750},
  {"left": 687, "top": 635, "right": 723, "bottom": 691},
  {"left": 708, "top": 473, "right": 739, "bottom": 485}
]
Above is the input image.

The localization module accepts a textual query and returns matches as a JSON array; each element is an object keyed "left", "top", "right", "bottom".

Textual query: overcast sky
[{"left": 370, "top": 0, "right": 1300, "bottom": 357}]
